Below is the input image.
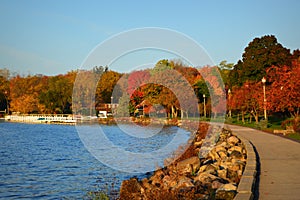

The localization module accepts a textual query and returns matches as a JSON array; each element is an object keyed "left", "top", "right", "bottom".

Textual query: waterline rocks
[
  {"left": 120, "top": 124, "right": 248, "bottom": 200},
  {"left": 176, "top": 156, "right": 200, "bottom": 175}
]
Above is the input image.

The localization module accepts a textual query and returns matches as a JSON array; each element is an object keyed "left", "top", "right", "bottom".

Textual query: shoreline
[
  {"left": 3, "top": 116, "right": 255, "bottom": 199},
  {"left": 119, "top": 122, "right": 249, "bottom": 200},
  {"left": 4, "top": 115, "right": 188, "bottom": 127}
]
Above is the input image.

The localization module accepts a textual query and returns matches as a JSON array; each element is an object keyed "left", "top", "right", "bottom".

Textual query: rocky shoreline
[{"left": 119, "top": 123, "right": 248, "bottom": 200}]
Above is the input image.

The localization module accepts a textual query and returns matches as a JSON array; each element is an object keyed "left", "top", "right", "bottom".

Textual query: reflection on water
[{"left": 0, "top": 122, "right": 190, "bottom": 199}]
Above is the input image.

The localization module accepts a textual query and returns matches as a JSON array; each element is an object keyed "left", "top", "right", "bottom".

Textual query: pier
[{"left": 5, "top": 114, "right": 77, "bottom": 124}]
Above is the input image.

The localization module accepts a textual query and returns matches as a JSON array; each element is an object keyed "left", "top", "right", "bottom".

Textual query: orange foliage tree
[
  {"left": 229, "top": 81, "right": 263, "bottom": 124},
  {"left": 10, "top": 75, "right": 48, "bottom": 114}
]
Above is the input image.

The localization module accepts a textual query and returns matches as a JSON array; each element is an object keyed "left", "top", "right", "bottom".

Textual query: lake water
[{"left": 0, "top": 122, "right": 190, "bottom": 199}]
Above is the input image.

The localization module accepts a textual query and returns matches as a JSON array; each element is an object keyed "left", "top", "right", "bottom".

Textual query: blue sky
[{"left": 0, "top": 0, "right": 299, "bottom": 75}]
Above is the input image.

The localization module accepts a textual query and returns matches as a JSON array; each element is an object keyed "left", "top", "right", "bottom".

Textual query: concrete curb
[{"left": 233, "top": 134, "right": 257, "bottom": 200}]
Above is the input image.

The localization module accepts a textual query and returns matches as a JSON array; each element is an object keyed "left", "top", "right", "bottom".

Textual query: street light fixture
[
  {"left": 203, "top": 94, "right": 206, "bottom": 118},
  {"left": 261, "top": 77, "right": 267, "bottom": 121},
  {"left": 4, "top": 91, "right": 9, "bottom": 115},
  {"left": 110, "top": 96, "right": 114, "bottom": 115},
  {"left": 228, "top": 89, "right": 232, "bottom": 118}
]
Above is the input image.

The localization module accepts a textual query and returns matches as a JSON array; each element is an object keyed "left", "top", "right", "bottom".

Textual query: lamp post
[
  {"left": 203, "top": 94, "right": 206, "bottom": 118},
  {"left": 111, "top": 96, "right": 113, "bottom": 112},
  {"left": 143, "top": 102, "right": 145, "bottom": 117},
  {"left": 262, "top": 77, "right": 267, "bottom": 121},
  {"left": 228, "top": 89, "right": 232, "bottom": 118},
  {"left": 4, "top": 91, "right": 9, "bottom": 115}
]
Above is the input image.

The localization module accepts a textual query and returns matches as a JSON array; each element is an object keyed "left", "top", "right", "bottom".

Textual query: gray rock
[
  {"left": 215, "top": 145, "right": 227, "bottom": 153},
  {"left": 212, "top": 180, "right": 224, "bottom": 189},
  {"left": 208, "top": 149, "right": 220, "bottom": 161},
  {"left": 175, "top": 176, "right": 194, "bottom": 189},
  {"left": 162, "top": 175, "right": 177, "bottom": 189},
  {"left": 149, "top": 169, "right": 164, "bottom": 186},
  {"left": 120, "top": 178, "right": 143, "bottom": 199},
  {"left": 176, "top": 156, "right": 200, "bottom": 175},
  {"left": 199, "top": 164, "right": 207, "bottom": 173},
  {"left": 204, "top": 163, "right": 219, "bottom": 175},
  {"left": 194, "top": 172, "right": 218, "bottom": 184},
  {"left": 215, "top": 183, "right": 237, "bottom": 200},
  {"left": 217, "top": 169, "right": 228, "bottom": 179},
  {"left": 218, "top": 150, "right": 228, "bottom": 160},
  {"left": 227, "top": 136, "right": 240, "bottom": 146},
  {"left": 228, "top": 146, "right": 243, "bottom": 154}
]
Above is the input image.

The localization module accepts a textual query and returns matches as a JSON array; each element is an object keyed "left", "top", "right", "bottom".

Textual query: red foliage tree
[
  {"left": 127, "top": 70, "right": 150, "bottom": 95},
  {"left": 229, "top": 81, "right": 263, "bottom": 124},
  {"left": 267, "top": 61, "right": 300, "bottom": 119},
  {"left": 199, "top": 66, "right": 226, "bottom": 118},
  {"left": 126, "top": 70, "right": 150, "bottom": 108}
]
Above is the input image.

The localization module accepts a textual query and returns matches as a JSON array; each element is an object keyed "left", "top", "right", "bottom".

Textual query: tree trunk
[
  {"left": 171, "top": 106, "right": 177, "bottom": 118},
  {"left": 255, "top": 113, "right": 259, "bottom": 124},
  {"left": 250, "top": 110, "right": 259, "bottom": 124},
  {"left": 242, "top": 111, "right": 245, "bottom": 124}
]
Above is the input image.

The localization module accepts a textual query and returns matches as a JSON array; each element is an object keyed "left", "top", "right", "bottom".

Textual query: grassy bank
[{"left": 223, "top": 114, "right": 300, "bottom": 141}]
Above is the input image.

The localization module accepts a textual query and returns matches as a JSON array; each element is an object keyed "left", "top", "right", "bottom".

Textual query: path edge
[{"left": 233, "top": 132, "right": 257, "bottom": 200}]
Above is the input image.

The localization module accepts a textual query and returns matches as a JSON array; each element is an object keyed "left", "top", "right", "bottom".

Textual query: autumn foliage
[
  {"left": 1, "top": 34, "right": 299, "bottom": 133},
  {"left": 267, "top": 62, "right": 300, "bottom": 118},
  {"left": 225, "top": 35, "right": 300, "bottom": 132}
]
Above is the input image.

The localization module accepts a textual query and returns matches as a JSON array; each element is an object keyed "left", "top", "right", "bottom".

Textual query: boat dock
[{"left": 5, "top": 114, "right": 77, "bottom": 124}]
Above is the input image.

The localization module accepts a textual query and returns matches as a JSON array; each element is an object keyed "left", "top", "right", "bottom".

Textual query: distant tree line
[{"left": 0, "top": 35, "right": 299, "bottom": 131}]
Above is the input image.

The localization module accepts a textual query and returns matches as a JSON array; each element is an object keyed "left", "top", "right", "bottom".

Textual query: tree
[
  {"left": 229, "top": 85, "right": 248, "bottom": 123},
  {"left": 72, "top": 70, "right": 97, "bottom": 115},
  {"left": 146, "top": 70, "right": 180, "bottom": 118},
  {"left": 194, "top": 78, "right": 209, "bottom": 99},
  {"left": 229, "top": 80, "right": 266, "bottom": 124},
  {"left": 39, "top": 75, "right": 73, "bottom": 113},
  {"left": 146, "top": 67, "right": 199, "bottom": 119},
  {"left": 150, "top": 59, "right": 174, "bottom": 76},
  {"left": 10, "top": 75, "right": 48, "bottom": 114},
  {"left": 267, "top": 61, "right": 300, "bottom": 119},
  {"left": 292, "top": 49, "right": 300, "bottom": 61},
  {"left": 218, "top": 60, "right": 234, "bottom": 86},
  {"left": 172, "top": 60, "right": 200, "bottom": 85},
  {"left": 127, "top": 70, "right": 150, "bottom": 96},
  {"left": 93, "top": 65, "right": 108, "bottom": 75},
  {"left": 114, "top": 93, "right": 135, "bottom": 117},
  {"left": 0, "top": 68, "right": 10, "bottom": 113},
  {"left": 95, "top": 70, "right": 122, "bottom": 105},
  {"left": 199, "top": 66, "right": 226, "bottom": 118},
  {"left": 229, "top": 35, "right": 292, "bottom": 86}
]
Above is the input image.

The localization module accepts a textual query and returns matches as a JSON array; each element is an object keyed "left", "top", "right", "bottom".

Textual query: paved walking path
[{"left": 224, "top": 124, "right": 300, "bottom": 200}]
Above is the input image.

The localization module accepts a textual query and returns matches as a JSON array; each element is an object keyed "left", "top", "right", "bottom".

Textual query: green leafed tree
[
  {"left": 218, "top": 60, "right": 234, "bottom": 86},
  {"left": 150, "top": 59, "right": 174, "bottom": 76},
  {"left": 0, "top": 68, "right": 10, "bottom": 113},
  {"left": 229, "top": 35, "right": 292, "bottom": 86},
  {"left": 39, "top": 75, "right": 73, "bottom": 114},
  {"left": 95, "top": 70, "right": 122, "bottom": 105}
]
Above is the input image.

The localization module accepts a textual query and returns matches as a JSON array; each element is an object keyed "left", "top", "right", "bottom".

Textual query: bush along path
[{"left": 119, "top": 124, "right": 249, "bottom": 200}]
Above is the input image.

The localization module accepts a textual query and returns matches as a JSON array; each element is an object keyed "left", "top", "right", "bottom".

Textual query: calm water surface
[{"left": 0, "top": 122, "right": 190, "bottom": 199}]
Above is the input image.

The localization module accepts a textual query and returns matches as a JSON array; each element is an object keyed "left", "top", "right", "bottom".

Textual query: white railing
[{"left": 5, "top": 114, "right": 76, "bottom": 124}]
